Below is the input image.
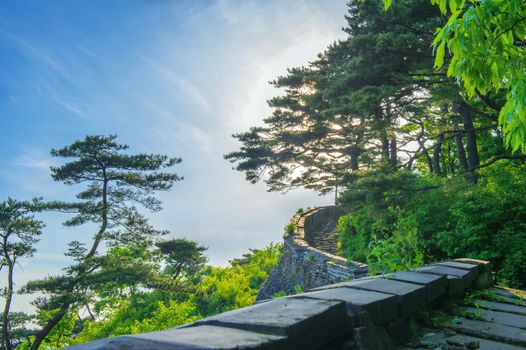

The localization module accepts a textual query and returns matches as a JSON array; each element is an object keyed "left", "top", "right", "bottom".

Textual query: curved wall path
[
  {"left": 256, "top": 206, "right": 368, "bottom": 301},
  {"left": 66, "top": 206, "right": 520, "bottom": 350}
]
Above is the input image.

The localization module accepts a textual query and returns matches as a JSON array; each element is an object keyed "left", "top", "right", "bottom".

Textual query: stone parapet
[
  {"left": 67, "top": 258, "right": 496, "bottom": 350},
  {"left": 256, "top": 206, "right": 368, "bottom": 300}
]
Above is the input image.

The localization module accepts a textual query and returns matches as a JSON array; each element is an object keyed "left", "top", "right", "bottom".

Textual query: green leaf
[
  {"left": 434, "top": 41, "right": 446, "bottom": 69},
  {"left": 439, "top": 0, "right": 448, "bottom": 14},
  {"left": 449, "top": 0, "right": 458, "bottom": 13},
  {"left": 384, "top": 0, "right": 393, "bottom": 10}
]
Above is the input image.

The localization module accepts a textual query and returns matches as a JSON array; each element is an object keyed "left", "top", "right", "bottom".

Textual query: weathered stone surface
[
  {"left": 296, "top": 287, "right": 398, "bottom": 326},
  {"left": 446, "top": 334, "right": 526, "bottom": 350},
  {"left": 438, "top": 260, "right": 479, "bottom": 272},
  {"left": 416, "top": 265, "right": 474, "bottom": 295},
  {"left": 189, "top": 297, "right": 350, "bottom": 350},
  {"left": 458, "top": 307, "right": 526, "bottom": 329},
  {"left": 385, "top": 318, "right": 411, "bottom": 345},
  {"left": 339, "top": 278, "right": 427, "bottom": 317},
  {"left": 448, "top": 317, "right": 526, "bottom": 346},
  {"left": 67, "top": 325, "right": 288, "bottom": 350},
  {"left": 472, "top": 299, "right": 526, "bottom": 316},
  {"left": 454, "top": 258, "right": 493, "bottom": 288},
  {"left": 490, "top": 287, "right": 526, "bottom": 302},
  {"left": 256, "top": 206, "right": 368, "bottom": 301},
  {"left": 402, "top": 332, "right": 526, "bottom": 350},
  {"left": 388, "top": 271, "right": 447, "bottom": 302},
  {"left": 67, "top": 337, "right": 153, "bottom": 350},
  {"left": 353, "top": 312, "right": 395, "bottom": 350}
]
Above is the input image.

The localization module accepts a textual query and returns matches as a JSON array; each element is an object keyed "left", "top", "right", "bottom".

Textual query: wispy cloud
[
  {"left": 144, "top": 101, "right": 216, "bottom": 158},
  {"left": 4, "top": 33, "right": 92, "bottom": 118},
  {"left": 9, "top": 34, "right": 70, "bottom": 79},
  {"left": 139, "top": 55, "right": 210, "bottom": 112},
  {"left": 14, "top": 155, "right": 54, "bottom": 169}
]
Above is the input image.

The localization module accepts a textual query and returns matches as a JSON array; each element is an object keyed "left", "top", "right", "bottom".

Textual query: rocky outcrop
[{"left": 256, "top": 206, "right": 368, "bottom": 301}]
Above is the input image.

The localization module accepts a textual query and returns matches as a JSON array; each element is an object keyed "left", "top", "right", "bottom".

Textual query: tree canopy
[
  {"left": 0, "top": 198, "right": 44, "bottom": 350},
  {"left": 23, "top": 135, "right": 182, "bottom": 350}
]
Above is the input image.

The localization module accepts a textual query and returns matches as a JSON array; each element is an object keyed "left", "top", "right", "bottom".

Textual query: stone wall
[
  {"left": 68, "top": 258, "right": 495, "bottom": 350},
  {"left": 64, "top": 206, "right": 509, "bottom": 350},
  {"left": 256, "top": 206, "right": 368, "bottom": 301}
]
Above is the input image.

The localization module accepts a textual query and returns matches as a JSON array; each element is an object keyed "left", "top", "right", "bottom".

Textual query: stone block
[
  {"left": 353, "top": 312, "right": 395, "bottom": 350},
  {"left": 437, "top": 261, "right": 479, "bottom": 282},
  {"left": 388, "top": 271, "right": 447, "bottom": 302},
  {"left": 296, "top": 287, "right": 398, "bottom": 326},
  {"left": 342, "top": 278, "right": 427, "bottom": 317},
  {"left": 454, "top": 258, "right": 493, "bottom": 288},
  {"left": 489, "top": 287, "right": 526, "bottom": 302},
  {"left": 386, "top": 318, "right": 411, "bottom": 345},
  {"left": 189, "top": 297, "right": 350, "bottom": 350},
  {"left": 449, "top": 317, "right": 526, "bottom": 347},
  {"left": 446, "top": 334, "right": 526, "bottom": 350},
  {"left": 472, "top": 299, "right": 526, "bottom": 316},
  {"left": 438, "top": 260, "right": 479, "bottom": 272},
  {"left": 66, "top": 325, "right": 288, "bottom": 350},
  {"left": 458, "top": 307, "right": 526, "bottom": 329},
  {"left": 416, "top": 265, "right": 474, "bottom": 295}
]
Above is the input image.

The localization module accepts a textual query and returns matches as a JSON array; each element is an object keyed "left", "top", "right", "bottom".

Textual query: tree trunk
[
  {"left": 87, "top": 177, "right": 108, "bottom": 258},
  {"left": 380, "top": 130, "right": 390, "bottom": 163},
  {"left": 31, "top": 308, "right": 68, "bottom": 350},
  {"left": 34, "top": 171, "right": 109, "bottom": 348},
  {"left": 432, "top": 133, "right": 444, "bottom": 176},
  {"left": 452, "top": 119, "right": 469, "bottom": 172},
  {"left": 350, "top": 148, "right": 359, "bottom": 171},
  {"left": 389, "top": 138, "right": 397, "bottom": 169},
  {"left": 417, "top": 140, "right": 434, "bottom": 173},
  {"left": 2, "top": 260, "right": 14, "bottom": 350},
  {"left": 454, "top": 102, "right": 479, "bottom": 180}
]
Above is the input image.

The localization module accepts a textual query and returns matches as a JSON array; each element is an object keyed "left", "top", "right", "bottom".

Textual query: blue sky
[{"left": 0, "top": 0, "right": 347, "bottom": 312}]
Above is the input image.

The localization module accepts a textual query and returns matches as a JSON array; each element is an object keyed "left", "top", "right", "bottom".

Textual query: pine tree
[
  {"left": 0, "top": 198, "right": 44, "bottom": 350},
  {"left": 24, "top": 135, "right": 181, "bottom": 350}
]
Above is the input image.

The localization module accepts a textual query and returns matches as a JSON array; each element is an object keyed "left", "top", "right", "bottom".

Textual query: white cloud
[
  {"left": 139, "top": 55, "right": 210, "bottom": 112},
  {"left": 14, "top": 155, "right": 53, "bottom": 169}
]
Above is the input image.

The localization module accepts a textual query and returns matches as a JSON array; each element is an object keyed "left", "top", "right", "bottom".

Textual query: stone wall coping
[
  {"left": 287, "top": 206, "right": 367, "bottom": 270},
  {"left": 67, "top": 258, "right": 494, "bottom": 350}
]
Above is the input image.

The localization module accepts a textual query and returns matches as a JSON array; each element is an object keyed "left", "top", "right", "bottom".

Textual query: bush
[
  {"left": 337, "top": 162, "right": 526, "bottom": 288},
  {"left": 366, "top": 211, "right": 424, "bottom": 274},
  {"left": 435, "top": 162, "right": 526, "bottom": 288},
  {"left": 284, "top": 223, "right": 295, "bottom": 236}
]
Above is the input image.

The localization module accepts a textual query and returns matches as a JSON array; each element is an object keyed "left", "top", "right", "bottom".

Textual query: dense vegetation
[
  {"left": 227, "top": 0, "right": 526, "bottom": 288},
  {"left": 0, "top": 135, "right": 281, "bottom": 350},
  {"left": 2, "top": 0, "right": 526, "bottom": 348},
  {"left": 31, "top": 244, "right": 281, "bottom": 349}
]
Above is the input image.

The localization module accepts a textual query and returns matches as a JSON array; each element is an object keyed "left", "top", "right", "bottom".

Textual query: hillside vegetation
[{"left": 227, "top": 0, "right": 526, "bottom": 288}]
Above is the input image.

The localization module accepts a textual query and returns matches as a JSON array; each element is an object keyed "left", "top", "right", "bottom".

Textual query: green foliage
[
  {"left": 156, "top": 239, "right": 208, "bottom": 281},
  {"left": 64, "top": 244, "right": 282, "bottom": 347},
  {"left": 271, "top": 291, "right": 287, "bottom": 299},
  {"left": 70, "top": 299, "right": 198, "bottom": 345},
  {"left": 338, "top": 162, "right": 526, "bottom": 288},
  {"left": 293, "top": 284, "right": 304, "bottom": 294},
  {"left": 23, "top": 135, "right": 182, "bottom": 349},
  {"left": 284, "top": 223, "right": 295, "bottom": 236},
  {"left": 367, "top": 211, "right": 424, "bottom": 273},
  {"left": 193, "top": 244, "right": 282, "bottom": 316},
  {"left": 435, "top": 162, "right": 526, "bottom": 287},
  {"left": 225, "top": 0, "right": 444, "bottom": 193},
  {"left": 385, "top": 0, "right": 526, "bottom": 152},
  {"left": 0, "top": 198, "right": 45, "bottom": 350},
  {"left": 337, "top": 213, "right": 372, "bottom": 263},
  {"left": 338, "top": 205, "right": 424, "bottom": 273}
]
